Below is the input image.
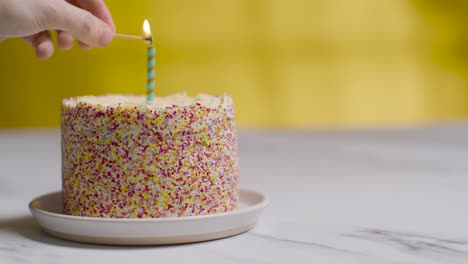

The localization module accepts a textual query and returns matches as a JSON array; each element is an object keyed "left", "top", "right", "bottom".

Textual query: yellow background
[{"left": 1, "top": 0, "right": 468, "bottom": 129}]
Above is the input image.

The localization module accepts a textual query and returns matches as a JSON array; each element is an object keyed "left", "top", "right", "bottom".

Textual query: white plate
[{"left": 29, "top": 189, "right": 268, "bottom": 245}]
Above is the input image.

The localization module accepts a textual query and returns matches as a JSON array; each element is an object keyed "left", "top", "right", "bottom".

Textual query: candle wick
[{"left": 145, "top": 35, "right": 153, "bottom": 45}]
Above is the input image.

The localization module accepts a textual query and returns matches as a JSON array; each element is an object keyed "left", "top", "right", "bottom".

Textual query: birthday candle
[
  {"left": 147, "top": 46, "right": 155, "bottom": 103},
  {"left": 144, "top": 20, "right": 155, "bottom": 104}
]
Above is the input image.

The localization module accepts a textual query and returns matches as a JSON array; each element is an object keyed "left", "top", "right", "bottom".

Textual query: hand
[{"left": 0, "top": 0, "right": 115, "bottom": 60}]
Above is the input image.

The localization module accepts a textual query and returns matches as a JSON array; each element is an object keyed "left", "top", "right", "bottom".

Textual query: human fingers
[
  {"left": 23, "top": 31, "right": 55, "bottom": 60},
  {"left": 75, "top": 0, "right": 115, "bottom": 32},
  {"left": 48, "top": 0, "right": 112, "bottom": 47},
  {"left": 78, "top": 40, "right": 92, "bottom": 50},
  {"left": 57, "top": 30, "right": 74, "bottom": 50}
]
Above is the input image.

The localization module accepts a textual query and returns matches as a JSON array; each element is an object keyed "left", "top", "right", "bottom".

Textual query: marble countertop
[{"left": 1, "top": 125, "right": 468, "bottom": 263}]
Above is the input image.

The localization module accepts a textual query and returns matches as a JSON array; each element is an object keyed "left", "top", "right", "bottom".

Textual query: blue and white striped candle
[
  {"left": 147, "top": 45, "right": 155, "bottom": 104},
  {"left": 143, "top": 19, "right": 155, "bottom": 104}
]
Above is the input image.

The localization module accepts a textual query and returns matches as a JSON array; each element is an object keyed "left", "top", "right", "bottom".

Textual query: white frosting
[{"left": 64, "top": 93, "right": 232, "bottom": 109}]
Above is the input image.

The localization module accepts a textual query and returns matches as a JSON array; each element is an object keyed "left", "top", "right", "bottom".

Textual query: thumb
[{"left": 47, "top": 1, "right": 112, "bottom": 47}]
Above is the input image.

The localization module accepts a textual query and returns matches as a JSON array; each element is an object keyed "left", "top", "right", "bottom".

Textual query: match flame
[{"left": 143, "top": 19, "right": 151, "bottom": 37}]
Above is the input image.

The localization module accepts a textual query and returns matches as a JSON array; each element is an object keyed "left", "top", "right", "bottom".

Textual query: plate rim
[
  {"left": 43, "top": 224, "right": 257, "bottom": 245},
  {"left": 29, "top": 188, "right": 269, "bottom": 223}
]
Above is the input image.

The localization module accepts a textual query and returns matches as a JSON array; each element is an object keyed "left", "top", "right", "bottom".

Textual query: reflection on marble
[
  {"left": 346, "top": 229, "right": 468, "bottom": 254},
  {"left": 248, "top": 232, "right": 355, "bottom": 253},
  {"left": 1, "top": 125, "right": 468, "bottom": 263}
]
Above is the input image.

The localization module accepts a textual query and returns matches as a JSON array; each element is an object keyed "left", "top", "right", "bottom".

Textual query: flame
[{"left": 143, "top": 19, "right": 151, "bottom": 37}]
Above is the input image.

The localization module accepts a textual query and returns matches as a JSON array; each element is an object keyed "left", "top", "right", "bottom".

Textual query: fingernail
[
  {"left": 98, "top": 26, "right": 112, "bottom": 47},
  {"left": 36, "top": 42, "right": 54, "bottom": 60}
]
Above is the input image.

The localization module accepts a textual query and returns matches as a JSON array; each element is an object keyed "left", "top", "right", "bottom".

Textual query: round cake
[{"left": 61, "top": 93, "right": 239, "bottom": 218}]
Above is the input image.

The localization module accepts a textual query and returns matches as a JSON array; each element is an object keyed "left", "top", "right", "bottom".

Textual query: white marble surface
[{"left": 1, "top": 125, "right": 468, "bottom": 263}]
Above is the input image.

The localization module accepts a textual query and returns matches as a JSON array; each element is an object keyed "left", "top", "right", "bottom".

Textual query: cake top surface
[{"left": 63, "top": 93, "right": 232, "bottom": 109}]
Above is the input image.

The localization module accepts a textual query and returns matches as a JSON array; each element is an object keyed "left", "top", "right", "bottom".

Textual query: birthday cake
[{"left": 61, "top": 93, "right": 239, "bottom": 218}]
